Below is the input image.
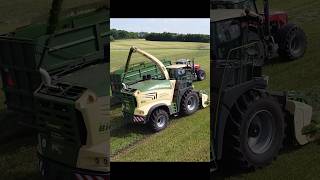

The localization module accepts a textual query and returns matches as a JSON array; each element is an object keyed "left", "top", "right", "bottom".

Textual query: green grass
[
  {"left": 228, "top": 0, "right": 320, "bottom": 179},
  {"left": 0, "top": 0, "right": 104, "bottom": 34},
  {"left": 111, "top": 39, "right": 210, "bottom": 161},
  {"left": 0, "top": 136, "right": 40, "bottom": 180}
]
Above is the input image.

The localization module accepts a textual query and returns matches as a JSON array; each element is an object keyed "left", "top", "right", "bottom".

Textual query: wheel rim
[
  {"left": 247, "top": 110, "right": 274, "bottom": 154},
  {"left": 200, "top": 72, "right": 205, "bottom": 79},
  {"left": 187, "top": 96, "right": 197, "bottom": 111},
  {"left": 156, "top": 115, "right": 166, "bottom": 128},
  {"left": 290, "top": 35, "right": 303, "bottom": 55}
]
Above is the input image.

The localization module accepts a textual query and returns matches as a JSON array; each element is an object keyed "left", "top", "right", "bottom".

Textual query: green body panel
[
  {"left": 34, "top": 84, "right": 87, "bottom": 167},
  {"left": 128, "top": 80, "right": 172, "bottom": 92},
  {"left": 121, "top": 92, "right": 137, "bottom": 119},
  {"left": 13, "top": 8, "right": 107, "bottom": 40},
  {"left": 110, "top": 59, "right": 171, "bottom": 97},
  {"left": 59, "top": 63, "right": 108, "bottom": 97},
  {"left": 0, "top": 9, "right": 108, "bottom": 118}
]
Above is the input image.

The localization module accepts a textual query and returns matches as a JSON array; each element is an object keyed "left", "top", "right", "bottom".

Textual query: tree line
[{"left": 110, "top": 29, "right": 209, "bottom": 43}]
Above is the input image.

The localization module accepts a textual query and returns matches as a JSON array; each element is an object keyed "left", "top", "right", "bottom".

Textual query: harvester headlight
[
  {"left": 137, "top": 110, "right": 144, "bottom": 115},
  {"left": 94, "top": 157, "right": 108, "bottom": 166},
  {"left": 95, "top": 157, "right": 100, "bottom": 164}
]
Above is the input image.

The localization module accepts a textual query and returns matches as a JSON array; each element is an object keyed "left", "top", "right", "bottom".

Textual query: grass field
[
  {"left": 110, "top": 39, "right": 210, "bottom": 161},
  {"left": 225, "top": 0, "right": 320, "bottom": 179},
  {"left": 0, "top": 0, "right": 104, "bottom": 34}
]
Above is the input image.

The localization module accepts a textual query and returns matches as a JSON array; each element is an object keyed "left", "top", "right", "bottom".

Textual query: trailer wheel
[
  {"left": 196, "top": 69, "right": 206, "bottom": 81},
  {"left": 223, "top": 90, "right": 285, "bottom": 169},
  {"left": 149, "top": 108, "right": 169, "bottom": 132},
  {"left": 277, "top": 23, "right": 307, "bottom": 60},
  {"left": 181, "top": 90, "right": 199, "bottom": 115}
]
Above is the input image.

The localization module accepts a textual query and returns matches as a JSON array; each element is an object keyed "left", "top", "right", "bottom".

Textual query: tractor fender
[
  {"left": 146, "top": 103, "right": 170, "bottom": 122},
  {"left": 214, "top": 78, "right": 267, "bottom": 160},
  {"left": 285, "top": 100, "right": 313, "bottom": 145}
]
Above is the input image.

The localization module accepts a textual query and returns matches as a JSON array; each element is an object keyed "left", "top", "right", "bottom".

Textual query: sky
[{"left": 110, "top": 18, "right": 210, "bottom": 35}]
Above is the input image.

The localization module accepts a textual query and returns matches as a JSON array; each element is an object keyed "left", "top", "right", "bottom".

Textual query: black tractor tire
[
  {"left": 276, "top": 23, "right": 307, "bottom": 60},
  {"left": 196, "top": 69, "right": 206, "bottom": 81},
  {"left": 181, "top": 90, "right": 199, "bottom": 115},
  {"left": 223, "top": 90, "right": 285, "bottom": 170},
  {"left": 149, "top": 108, "right": 169, "bottom": 132}
]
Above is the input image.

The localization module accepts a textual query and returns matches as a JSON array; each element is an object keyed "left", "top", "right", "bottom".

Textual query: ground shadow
[
  {"left": 0, "top": 109, "right": 36, "bottom": 145},
  {"left": 211, "top": 144, "right": 307, "bottom": 179}
]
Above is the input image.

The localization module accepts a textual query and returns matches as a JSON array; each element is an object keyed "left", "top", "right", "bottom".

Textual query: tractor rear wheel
[
  {"left": 277, "top": 23, "right": 307, "bottom": 60},
  {"left": 196, "top": 69, "right": 206, "bottom": 81},
  {"left": 223, "top": 90, "right": 285, "bottom": 169},
  {"left": 149, "top": 108, "right": 169, "bottom": 132},
  {"left": 181, "top": 90, "right": 199, "bottom": 115}
]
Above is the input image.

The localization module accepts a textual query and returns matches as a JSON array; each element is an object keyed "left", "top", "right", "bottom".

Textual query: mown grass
[
  {"left": 227, "top": 0, "right": 320, "bottom": 179},
  {"left": 111, "top": 39, "right": 210, "bottom": 161}
]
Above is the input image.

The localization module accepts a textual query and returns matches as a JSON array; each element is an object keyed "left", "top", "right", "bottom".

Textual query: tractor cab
[
  {"left": 175, "top": 59, "right": 206, "bottom": 81},
  {"left": 167, "top": 64, "right": 194, "bottom": 81},
  {"left": 211, "top": 9, "right": 265, "bottom": 68}
]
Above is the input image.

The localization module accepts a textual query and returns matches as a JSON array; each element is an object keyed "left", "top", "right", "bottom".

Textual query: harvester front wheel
[
  {"left": 223, "top": 90, "right": 285, "bottom": 169},
  {"left": 149, "top": 108, "right": 169, "bottom": 132},
  {"left": 181, "top": 90, "right": 199, "bottom": 115}
]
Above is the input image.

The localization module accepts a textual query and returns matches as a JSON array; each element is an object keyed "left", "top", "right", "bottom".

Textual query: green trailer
[
  {"left": 110, "top": 59, "right": 171, "bottom": 103},
  {"left": 0, "top": 5, "right": 110, "bottom": 180}
]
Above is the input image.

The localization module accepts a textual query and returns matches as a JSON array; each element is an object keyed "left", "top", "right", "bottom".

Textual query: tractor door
[{"left": 213, "top": 18, "right": 243, "bottom": 60}]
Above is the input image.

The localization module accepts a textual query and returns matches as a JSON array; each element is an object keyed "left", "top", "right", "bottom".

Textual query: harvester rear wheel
[
  {"left": 277, "top": 23, "right": 307, "bottom": 60},
  {"left": 223, "top": 90, "right": 285, "bottom": 169}
]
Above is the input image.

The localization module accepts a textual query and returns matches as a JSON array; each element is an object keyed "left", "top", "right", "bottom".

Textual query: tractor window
[
  {"left": 216, "top": 22, "right": 241, "bottom": 43},
  {"left": 168, "top": 68, "right": 187, "bottom": 80},
  {"left": 214, "top": 19, "right": 242, "bottom": 60},
  {"left": 177, "top": 68, "right": 186, "bottom": 76},
  {"left": 212, "top": 0, "right": 257, "bottom": 13}
]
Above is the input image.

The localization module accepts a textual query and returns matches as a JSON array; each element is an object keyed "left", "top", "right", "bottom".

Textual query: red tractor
[
  {"left": 211, "top": 0, "right": 307, "bottom": 61},
  {"left": 176, "top": 59, "right": 206, "bottom": 81}
]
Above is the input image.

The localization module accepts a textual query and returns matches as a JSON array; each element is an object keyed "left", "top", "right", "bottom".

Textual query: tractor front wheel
[
  {"left": 181, "top": 90, "right": 199, "bottom": 115},
  {"left": 196, "top": 69, "right": 206, "bottom": 81},
  {"left": 277, "top": 23, "right": 307, "bottom": 60},
  {"left": 149, "top": 108, "right": 169, "bottom": 132}
]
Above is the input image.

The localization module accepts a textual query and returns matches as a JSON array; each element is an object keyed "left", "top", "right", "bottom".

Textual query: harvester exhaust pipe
[
  {"left": 47, "top": 0, "right": 64, "bottom": 34},
  {"left": 264, "top": 0, "right": 271, "bottom": 36}
]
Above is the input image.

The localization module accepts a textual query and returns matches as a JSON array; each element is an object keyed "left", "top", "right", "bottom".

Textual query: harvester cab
[
  {"left": 211, "top": 0, "right": 313, "bottom": 173},
  {"left": 120, "top": 47, "right": 209, "bottom": 132}
]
